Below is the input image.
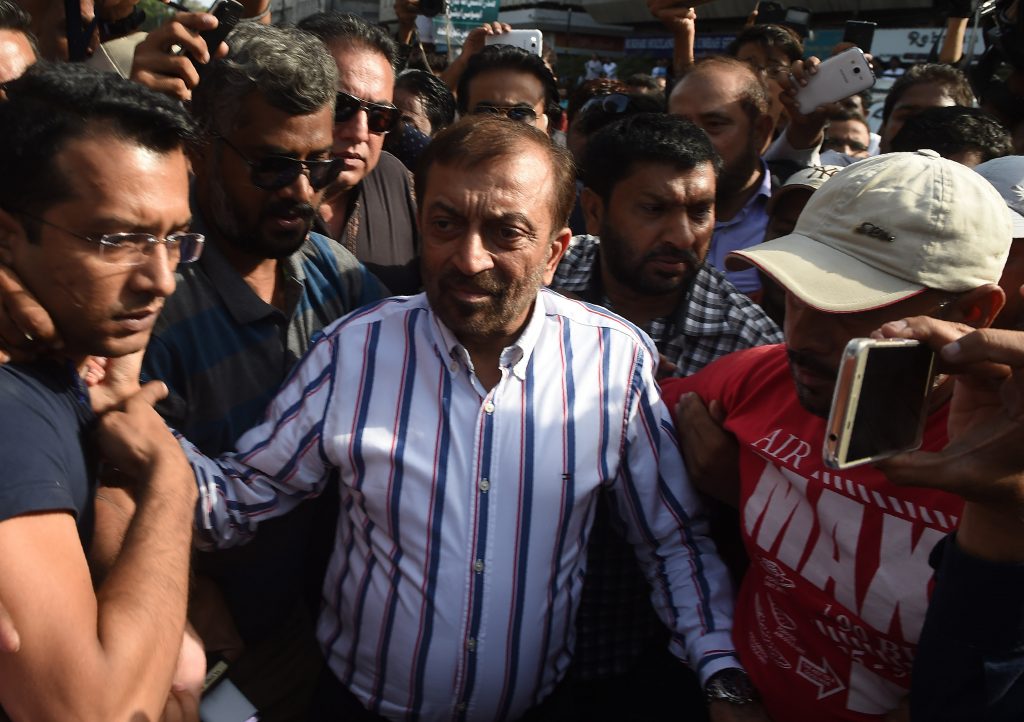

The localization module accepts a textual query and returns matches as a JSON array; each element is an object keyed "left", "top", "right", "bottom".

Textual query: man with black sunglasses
[
  {"left": 298, "top": 12, "right": 421, "bottom": 295},
  {"left": 143, "top": 23, "right": 386, "bottom": 717},
  {"left": 456, "top": 43, "right": 561, "bottom": 135}
]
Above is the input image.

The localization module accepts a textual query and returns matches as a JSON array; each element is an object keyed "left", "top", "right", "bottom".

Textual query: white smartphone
[
  {"left": 795, "top": 47, "right": 875, "bottom": 115},
  {"left": 485, "top": 29, "right": 543, "bottom": 57},
  {"left": 823, "top": 338, "right": 936, "bottom": 470}
]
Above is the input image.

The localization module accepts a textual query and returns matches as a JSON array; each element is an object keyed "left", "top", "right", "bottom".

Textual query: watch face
[{"left": 706, "top": 669, "right": 757, "bottom": 704}]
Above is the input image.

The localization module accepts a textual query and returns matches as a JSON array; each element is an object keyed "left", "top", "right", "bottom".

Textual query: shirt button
[
  {"left": 450, "top": 363, "right": 458, "bottom": 372},
  {"left": 483, "top": 401, "right": 495, "bottom": 414},
  {"left": 473, "top": 559, "right": 484, "bottom": 573},
  {"left": 479, "top": 478, "right": 490, "bottom": 492},
  {"left": 467, "top": 637, "right": 477, "bottom": 651}
]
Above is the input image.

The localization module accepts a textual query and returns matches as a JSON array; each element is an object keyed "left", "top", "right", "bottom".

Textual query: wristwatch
[{"left": 704, "top": 668, "right": 758, "bottom": 705}]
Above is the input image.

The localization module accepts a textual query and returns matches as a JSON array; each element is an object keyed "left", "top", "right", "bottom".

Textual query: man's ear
[
  {"left": 579, "top": 187, "right": 605, "bottom": 237},
  {"left": 754, "top": 112, "right": 775, "bottom": 155},
  {"left": 949, "top": 283, "right": 1006, "bottom": 329},
  {"left": 0, "top": 209, "right": 28, "bottom": 264},
  {"left": 542, "top": 226, "right": 572, "bottom": 285}
]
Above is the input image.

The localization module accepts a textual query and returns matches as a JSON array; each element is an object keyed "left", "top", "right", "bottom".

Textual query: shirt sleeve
[
  {"left": 606, "top": 342, "right": 740, "bottom": 685},
  {"left": 188, "top": 332, "right": 340, "bottom": 549},
  {"left": 910, "top": 534, "right": 1024, "bottom": 722},
  {"left": 763, "top": 129, "right": 823, "bottom": 166}
]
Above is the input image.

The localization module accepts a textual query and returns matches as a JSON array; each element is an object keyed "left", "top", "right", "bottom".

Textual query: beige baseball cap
[
  {"left": 727, "top": 150, "right": 1013, "bottom": 313},
  {"left": 974, "top": 155, "right": 1024, "bottom": 238}
]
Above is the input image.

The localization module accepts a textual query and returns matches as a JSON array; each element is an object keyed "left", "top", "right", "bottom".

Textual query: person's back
[{"left": 0, "top": 61, "right": 201, "bottom": 720}]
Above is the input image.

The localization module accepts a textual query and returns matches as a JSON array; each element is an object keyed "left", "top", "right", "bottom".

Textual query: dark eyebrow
[{"left": 490, "top": 212, "right": 537, "bottom": 231}]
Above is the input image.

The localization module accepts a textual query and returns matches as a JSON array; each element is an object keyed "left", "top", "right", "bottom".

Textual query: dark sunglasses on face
[
  {"left": 334, "top": 91, "right": 400, "bottom": 134},
  {"left": 217, "top": 136, "right": 344, "bottom": 191},
  {"left": 471, "top": 104, "right": 539, "bottom": 123},
  {"left": 579, "top": 93, "right": 633, "bottom": 115}
]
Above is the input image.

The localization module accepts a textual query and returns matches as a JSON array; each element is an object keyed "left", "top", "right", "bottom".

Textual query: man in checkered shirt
[{"left": 551, "top": 112, "right": 781, "bottom": 718}]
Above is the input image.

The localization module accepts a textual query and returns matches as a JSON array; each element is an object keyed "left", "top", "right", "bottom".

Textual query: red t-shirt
[{"left": 663, "top": 345, "right": 961, "bottom": 722}]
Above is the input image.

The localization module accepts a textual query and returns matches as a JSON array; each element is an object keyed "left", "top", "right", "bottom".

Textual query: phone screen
[{"left": 845, "top": 343, "right": 934, "bottom": 464}]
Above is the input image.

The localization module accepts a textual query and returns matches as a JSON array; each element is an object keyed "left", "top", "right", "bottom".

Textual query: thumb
[
  {"left": 134, "top": 379, "right": 169, "bottom": 407},
  {"left": 707, "top": 398, "right": 726, "bottom": 424}
]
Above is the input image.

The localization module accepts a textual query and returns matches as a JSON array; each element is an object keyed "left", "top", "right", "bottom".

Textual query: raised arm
[{"left": 0, "top": 382, "right": 197, "bottom": 721}]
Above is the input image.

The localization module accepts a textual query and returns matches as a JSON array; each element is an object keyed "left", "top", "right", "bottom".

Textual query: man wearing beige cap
[{"left": 663, "top": 149, "right": 1011, "bottom": 721}]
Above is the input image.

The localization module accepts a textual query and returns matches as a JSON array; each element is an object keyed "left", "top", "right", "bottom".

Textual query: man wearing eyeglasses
[
  {"left": 0, "top": 62, "right": 201, "bottom": 720},
  {"left": 298, "top": 12, "right": 421, "bottom": 295},
  {"left": 142, "top": 22, "right": 386, "bottom": 717},
  {"left": 456, "top": 43, "right": 561, "bottom": 134}
]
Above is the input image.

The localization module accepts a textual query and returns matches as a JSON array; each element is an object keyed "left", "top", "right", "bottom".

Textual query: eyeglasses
[
  {"left": 17, "top": 211, "right": 204, "bottom": 267},
  {"left": 217, "top": 136, "right": 344, "bottom": 192},
  {"left": 334, "top": 91, "right": 399, "bottom": 134},
  {"left": 471, "top": 104, "right": 539, "bottom": 124},
  {"left": 579, "top": 93, "right": 633, "bottom": 115},
  {"left": 822, "top": 137, "right": 870, "bottom": 154}
]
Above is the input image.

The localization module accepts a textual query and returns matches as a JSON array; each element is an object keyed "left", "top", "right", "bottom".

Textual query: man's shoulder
[
  {"left": 541, "top": 287, "right": 655, "bottom": 352},
  {"left": 552, "top": 235, "right": 599, "bottom": 292},
  {"left": 319, "top": 293, "right": 426, "bottom": 341},
  {"left": 366, "top": 151, "right": 415, "bottom": 191},
  {"left": 687, "top": 265, "right": 782, "bottom": 339},
  {"left": 663, "top": 343, "right": 787, "bottom": 406}
]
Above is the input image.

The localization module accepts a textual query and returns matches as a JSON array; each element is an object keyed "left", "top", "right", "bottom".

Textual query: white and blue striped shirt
[{"left": 188, "top": 289, "right": 738, "bottom": 721}]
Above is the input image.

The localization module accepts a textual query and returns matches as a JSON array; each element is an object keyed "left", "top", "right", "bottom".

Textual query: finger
[
  {"left": 0, "top": 265, "right": 61, "bottom": 349},
  {"left": 134, "top": 54, "right": 201, "bottom": 88},
  {"left": 146, "top": 14, "right": 218, "bottom": 59},
  {"left": 941, "top": 327, "right": 1024, "bottom": 368},
  {"left": 134, "top": 72, "right": 192, "bottom": 102},
  {"left": 707, "top": 398, "right": 726, "bottom": 424},
  {"left": 134, "top": 380, "right": 170, "bottom": 407},
  {"left": 0, "top": 601, "right": 20, "bottom": 653}
]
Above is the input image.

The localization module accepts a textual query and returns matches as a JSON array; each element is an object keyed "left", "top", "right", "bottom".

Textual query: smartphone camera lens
[{"left": 853, "top": 67, "right": 861, "bottom": 73}]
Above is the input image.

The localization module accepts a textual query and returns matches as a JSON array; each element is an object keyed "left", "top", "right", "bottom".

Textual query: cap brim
[{"left": 727, "top": 233, "right": 926, "bottom": 313}]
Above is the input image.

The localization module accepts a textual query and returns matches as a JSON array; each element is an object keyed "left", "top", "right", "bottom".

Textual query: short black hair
[
  {"left": 456, "top": 44, "right": 560, "bottom": 125},
  {"left": 889, "top": 105, "right": 1012, "bottom": 163},
  {"left": 0, "top": 62, "right": 196, "bottom": 215},
  {"left": 581, "top": 113, "right": 721, "bottom": 202},
  {"left": 0, "top": 0, "right": 38, "bottom": 58},
  {"left": 827, "top": 107, "right": 870, "bottom": 130},
  {"left": 297, "top": 11, "right": 399, "bottom": 69},
  {"left": 882, "top": 63, "right": 975, "bottom": 125},
  {"left": 727, "top": 23, "right": 803, "bottom": 63},
  {"left": 395, "top": 69, "right": 455, "bottom": 134},
  {"left": 571, "top": 92, "right": 665, "bottom": 141},
  {"left": 625, "top": 73, "right": 661, "bottom": 92}
]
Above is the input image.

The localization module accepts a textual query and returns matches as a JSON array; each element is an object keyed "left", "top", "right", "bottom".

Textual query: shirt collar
[{"left": 191, "top": 209, "right": 308, "bottom": 326}]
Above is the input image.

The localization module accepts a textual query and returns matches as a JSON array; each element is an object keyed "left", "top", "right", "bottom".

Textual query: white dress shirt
[{"left": 187, "top": 289, "right": 738, "bottom": 721}]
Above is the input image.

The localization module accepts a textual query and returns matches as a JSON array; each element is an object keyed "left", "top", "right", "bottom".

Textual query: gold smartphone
[{"left": 823, "top": 339, "right": 936, "bottom": 470}]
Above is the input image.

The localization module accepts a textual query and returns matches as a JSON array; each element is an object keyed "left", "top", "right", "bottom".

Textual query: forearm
[
  {"left": 910, "top": 533, "right": 1024, "bottom": 721},
  {"left": 672, "top": 30, "right": 694, "bottom": 78},
  {"left": 93, "top": 456, "right": 197, "bottom": 717},
  {"left": 939, "top": 17, "right": 968, "bottom": 65}
]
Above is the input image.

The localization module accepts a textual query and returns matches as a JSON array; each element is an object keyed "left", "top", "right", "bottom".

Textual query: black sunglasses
[
  {"left": 217, "top": 136, "right": 343, "bottom": 192},
  {"left": 471, "top": 104, "right": 539, "bottom": 123},
  {"left": 334, "top": 91, "right": 399, "bottom": 134},
  {"left": 579, "top": 93, "right": 634, "bottom": 116}
]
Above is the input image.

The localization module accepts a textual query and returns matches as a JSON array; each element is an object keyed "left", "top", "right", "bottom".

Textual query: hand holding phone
[
  {"left": 794, "top": 47, "right": 875, "bottom": 115},
  {"left": 186, "top": 0, "right": 243, "bottom": 74},
  {"left": 824, "top": 339, "right": 937, "bottom": 470}
]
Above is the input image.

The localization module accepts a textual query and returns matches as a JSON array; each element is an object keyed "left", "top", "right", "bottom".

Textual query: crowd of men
[{"left": 0, "top": 0, "right": 1023, "bottom": 720}]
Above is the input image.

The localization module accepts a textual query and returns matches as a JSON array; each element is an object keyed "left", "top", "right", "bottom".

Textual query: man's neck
[
  {"left": 599, "top": 265, "right": 684, "bottom": 329},
  {"left": 320, "top": 183, "right": 355, "bottom": 241},
  {"left": 715, "top": 165, "right": 765, "bottom": 222}
]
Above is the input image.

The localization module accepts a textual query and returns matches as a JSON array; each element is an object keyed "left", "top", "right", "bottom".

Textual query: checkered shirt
[{"left": 552, "top": 234, "right": 782, "bottom": 680}]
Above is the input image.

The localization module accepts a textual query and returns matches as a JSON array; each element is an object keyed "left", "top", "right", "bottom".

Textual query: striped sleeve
[
  {"left": 607, "top": 339, "right": 740, "bottom": 685},
  {"left": 186, "top": 331, "right": 341, "bottom": 549}
]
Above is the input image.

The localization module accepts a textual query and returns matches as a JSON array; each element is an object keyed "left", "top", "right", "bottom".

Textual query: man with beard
[
  {"left": 174, "top": 116, "right": 745, "bottom": 721},
  {"left": 662, "top": 150, "right": 1012, "bottom": 721},
  {"left": 669, "top": 56, "right": 776, "bottom": 298},
  {"left": 551, "top": 112, "right": 780, "bottom": 719},
  {"left": 142, "top": 22, "right": 385, "bottom": 718}
]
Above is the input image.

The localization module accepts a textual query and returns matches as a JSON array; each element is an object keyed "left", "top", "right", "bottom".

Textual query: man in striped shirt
[{"left": 184, "top": 116, "right": 746, "bottom": 721}]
